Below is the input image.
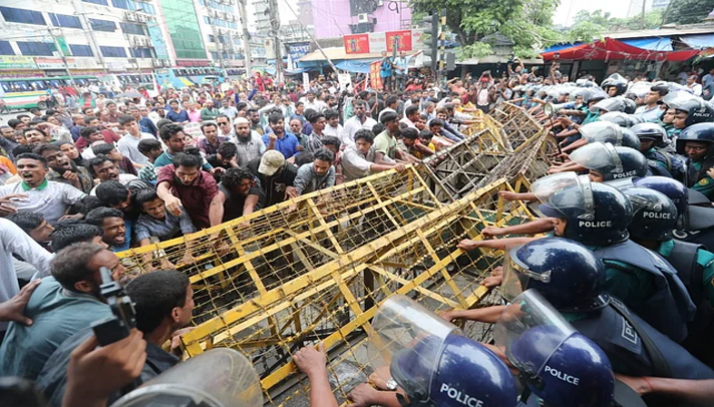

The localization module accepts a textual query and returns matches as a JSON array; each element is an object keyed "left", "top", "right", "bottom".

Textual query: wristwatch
[{"left": 386, "top": 377, "right": 399, "bottom": 391}]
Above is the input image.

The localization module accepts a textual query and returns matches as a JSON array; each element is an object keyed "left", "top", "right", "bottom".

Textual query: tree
[{"left": 664, "top": 0, "right": 714, "bottom": 24}]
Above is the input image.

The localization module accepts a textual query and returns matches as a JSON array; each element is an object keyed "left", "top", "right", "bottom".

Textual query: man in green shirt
[
  {"left": 372, "top": 111, "right": 418, "bottom": 164},
  {"left": 200, "top": 99, "right": 220, "bottom": 121}
]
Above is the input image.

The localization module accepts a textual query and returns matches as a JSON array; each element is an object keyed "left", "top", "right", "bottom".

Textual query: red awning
[{"left": 541, "top": 37, "right": 699, "bottom": 62}]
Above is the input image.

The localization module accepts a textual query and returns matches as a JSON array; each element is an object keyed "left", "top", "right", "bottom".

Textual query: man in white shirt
[
  {"left": 393, "top": 51, "right": 409, "bottom": 89},
  {"left": 340, "top": 101, "right": 377, "bottom": 148},
  {"left": 117, "top": 115, "right": 154, "bottom": 166},
  {"left": 218, "top": 98, "right": 238, "bottom": 119},
  {"left": 687, "top": 75, "right": 703, "bottom": 97},
  {"left": 634, "top": 85, "right": 667, "bottom": 123},
  {"left": 322, "top": 109, "right": 343, "bottom": 139},
  {"left": 399, "top": 105, "right": 420, "bottom": 129},
  {"left": 341, "top": 129, "right": 402, "bottom": 182},
  {"left": 302, "top": 91, "right": 326, "bottom": 113}
]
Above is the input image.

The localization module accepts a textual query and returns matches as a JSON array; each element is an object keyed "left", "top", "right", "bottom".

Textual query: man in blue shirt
[
  {"left": 132, "top": 105, "right": 158, "bottom": 138},
  {"left": 264, "top": 112, "right": 300, "bottom": 161},
  {"left": 165, "top": 99, "right": 189, "bottom": 123},
  {"left": 154, "top": 124, "right": 213, "bottom": 172},
  {"left": 380, "top": 51, "right": 394, "bottom": 92}
]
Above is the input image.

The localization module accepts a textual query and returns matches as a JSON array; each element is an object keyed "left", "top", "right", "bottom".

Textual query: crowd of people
[{"left": 1, "top": 62, "right": 714, "bottom": 406}]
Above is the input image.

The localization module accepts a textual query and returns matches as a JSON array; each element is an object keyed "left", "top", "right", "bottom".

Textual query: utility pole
[
  {"left": 641, "top": 0, "right": 646, "bottom": 29},
  {"left": 237, "top": 0, "right": 252, "bottom": 75},
  {"left": 278, "top": 0, "right": 340, "bottom": 74},
  {"left": 268, "top": 0, "right": 282, "bottom": 82},
  {"left": 71, "top": 0, "right": 108, "bottom": 75},
  {"left": 47, "top": 28, "right": 76, "bottom": 86}
]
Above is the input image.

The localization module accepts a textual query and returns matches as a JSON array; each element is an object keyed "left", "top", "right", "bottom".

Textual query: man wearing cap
[
  {"left": 247, "top": 150, "right": 299, "bottom": 207},
  {"left": 233, "top": 117, "right": 266, "bottom": 168}
]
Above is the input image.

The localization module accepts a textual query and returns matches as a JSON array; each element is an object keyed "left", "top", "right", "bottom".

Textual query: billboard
[
  {"left": 0, "top": 56, "right": 36, "bottom": 69},
  {"left": 369, "top": 60, "right": 382, "bottom": 90},
  {"left": 343, "top": 30, "right": 415, "bottom": 54}
]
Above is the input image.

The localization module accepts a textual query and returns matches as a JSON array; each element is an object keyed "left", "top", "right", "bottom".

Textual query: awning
[
  {"left": 541, "top": 37, "right": 698, "bottom": 62},
  {"left": 621, "top": 37, "right": 673, "bottom": 51},
  {"left": 543, "top": 42, "right": 583, "bottom": 53},
  {"left": 681, "top": 34, "right": 714, "bottom": 49},
  {"left": 335, "top": 59, "right": 376, "bottom": 74},
  {"left": 283, "top": 67, "right": 312, "bottom": 75}
]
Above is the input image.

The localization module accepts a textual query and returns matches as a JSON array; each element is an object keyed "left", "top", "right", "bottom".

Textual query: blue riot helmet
[
  {"left": 584, "top": 88, "right": 608, "bottom": 104},
  {"left": 601, "top": 73, "right": 628, "bottom": 96},
  {"left": 570, "top": 142, "right": 649, "bottom": 182},
  {"left": 532, "top": 172, "right": 634, "bottom": 245},
  {"left": 599, "top": 111, "right": 641, "bottom": 128},
  {"left": 494, "top": 290, "right": 615, "bottom": 407},
  {"left": 663, "top": 91, "right": 714, "bottom": 127},
  {"left": 675, "top": 122, "right": 714, "bottom": 155},
  {"left": 622, "top": 187, "right": 678, "bottom": 241},
  {"left": 501, "top": 237, "right": 609, "bottom": 311},
  {"left": 633, "top": 176, "right": 688, "bottom": 219},
  {"left": 631, "top": 122, "right": 667, "bottom": 145},
  {"left": 369, "top": 295, "right": 518, "bottom": 407},
  {"left": 578, "top": 121, "right": 640, "bottom": 149}
]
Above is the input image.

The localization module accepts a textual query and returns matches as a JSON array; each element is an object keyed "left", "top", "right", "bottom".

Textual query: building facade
[
  {"left": 0, "top": 0, "right": 244, "bottom": 78},
  {"left": 308, "top": 0, "right": 411, "bottom": 39}
]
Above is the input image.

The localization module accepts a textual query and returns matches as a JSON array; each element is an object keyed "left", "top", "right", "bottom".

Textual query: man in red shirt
[{"left": 156, "top": 151, "right": 219, "bottom": 230}]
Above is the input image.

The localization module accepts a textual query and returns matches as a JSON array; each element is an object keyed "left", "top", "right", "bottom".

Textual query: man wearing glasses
[{"left": 215, "top": 114, "right": 235, "bottom": 140}]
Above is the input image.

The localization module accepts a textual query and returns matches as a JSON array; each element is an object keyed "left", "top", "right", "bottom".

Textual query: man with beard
[
  {"left": 85, "top": 207, "right": 129, "bottom": 252},
  {"left": 264, "top": 113, "right": 300, "bottom": 161},
  {"left": 247, "top": 108, "right": 264, "bottom": 136},
  {"left": 0, "top": 243, "right": 121, "bottom": 380},
  {"left": 233, "top": 117, "right": 266, "bottom": 168},
  {"left": 55, "top": 141, "right": 87, "bottom": 168},
  {"left": 0, "top": 153, "right": 85, "bottom": 225},
  {"left": 0, "top": 125, "right": 18, "bottom": 162},
  {"left": 34, "top": 144, "right": 94, "bottom": 193},
  {"left": 157, "top": 151, "right": 219, "bottom": 230},
  {"left": 209, "top": 167, "right": 262, "bottom": 225}
]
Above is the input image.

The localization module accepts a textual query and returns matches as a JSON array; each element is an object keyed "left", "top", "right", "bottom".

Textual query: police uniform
[
  {"left": 644, "top": 148, "right": 674, "bottom": 178},
  {"left": 589, "top": 240, "right": 696, "bottom": 343},
  {"left": 689, "top": 161, "right": 714, "bottom": 199},
  {"left": 568, "top": 300, "right": 714, "bottom": 380},
  {"left": 582, "top": 110, "right": 600, "bottom": 125}
]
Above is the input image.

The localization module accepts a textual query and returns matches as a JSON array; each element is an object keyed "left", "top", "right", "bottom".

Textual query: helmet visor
[
  {"left": 369, "top": 295, "right": 459, "bottom": 401},
  {"left": 501, "top": 249, "right": 554, "bottom": 303},
  {"left": 493, "top": 290, "right": 576, "bottom": 376},
  {"left": 579, "top": 121, "right": 623, "bottom": 145},
  {"left": 532, "top": 173, "right": 596, "bottom": 220},
  {"left": 662, "top": 91, "right": 701, "bottom": 110},
  {"left": 570, "top": 142, "right": 622, "bottom": 174},
  {"left": 589, "top": 98, "right": 625, "bottom": 113},
  {"left": 531, "top": 172, "right": 581, "bottom": 203},
  {"left": 628, "top": 81, "right": 651, "bottom": 99}
]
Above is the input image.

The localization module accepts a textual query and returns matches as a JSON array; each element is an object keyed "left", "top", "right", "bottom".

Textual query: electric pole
[
  {"left": 47, "top": 28, "right": 76, "bottom": 87},
  {"left": 71, "top": 0, "right": 108, "bottom": 75},
  {"left": 268, "top": 0, "right": 282, "bottom": 82},
  {"left": 237, "top": 0, "right": 252, "bottom": 75}
]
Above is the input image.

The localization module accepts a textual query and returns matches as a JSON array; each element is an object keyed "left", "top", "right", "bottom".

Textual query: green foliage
[
  {"left": 456, "top": 42, "right": 493, "bottom": 60},
  {"left": 664, "top": 0, "right": 714, "bottom": 24}
]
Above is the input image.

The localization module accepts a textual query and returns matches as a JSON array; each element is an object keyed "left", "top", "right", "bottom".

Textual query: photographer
[{"left": 37, "top": 270, "right": 194, "bottom": 406}]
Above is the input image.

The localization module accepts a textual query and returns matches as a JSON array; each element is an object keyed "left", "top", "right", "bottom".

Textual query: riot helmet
[
  {"left": 579, "top": 121, "right": 640, "bottom": 149},
  {"left": 663, "top": 91, "right": 714, "bottom": 127},
  {"left": 675, "top": 122, "right": 714, "bottom": 156},
  {"left": 623, "top": 187, "right": 677, "bottom": 241},
  {"left": 599, "top": 111, "right": 641, "bottom": 128},
  {"left": 584, "top": 88, "right": 609, "bottom": 104},
  {"left": 533, "top": 172, "right": 634, "bottom": 245},
  {"left": 630, "top": 122, "right": 667, "bottom": 142},
  {"left": 590, "top": 97, "right": 636, "bottom": 114},
  {"left": 570, "top": 142, "right": 649, "bottom": 182},
  {"left": 501, "top": 237, "right": 609, "bottom": 311},
  {"left": 369, "top": 295, "right": 518, "bottom": 407},
  {"left": 601, "top": 73, "right": 628, "bottom": 96},
  {"left": 634, "top": 176, "right": 688, "bottom": 216},
  {"left": 494, "top": 290, "right": 615, "bottom": 407}
]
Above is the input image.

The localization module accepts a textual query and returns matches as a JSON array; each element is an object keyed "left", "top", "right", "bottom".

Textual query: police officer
[
  {"left": 623, "top": 186, "right": 714, "bottom": 367},
  {"left": 365, "top": 295, "right": 518, "bottom": 407},
  {"left": 662, "top": 91, "right": 714, "bottom": 140},
  {"left": 676, "top": 122, "right": 714, "bottom": 199},
  {"left": 561, "top": 121, "right": 640, "bottom": 155},
  {"left": 459, "top": 173, "right": 696, "bottom": 343},
  {"left": 590, "top": 97, "right": 637, "bottom": 115},
  {"left": 601, "top": 73, "right": 628, "bottom": 97},
  {"left": 569, "top": 142, "right": 650, "bottom": 182},
  {"left": 494, "top": 290, "right": 618, "bottom": 407},
  {"left": 631, "top": 122, "right": 685, "bottom": 180}
]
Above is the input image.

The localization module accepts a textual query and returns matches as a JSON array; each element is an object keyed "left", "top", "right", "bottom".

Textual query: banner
[
  {"left": 338, "top": 73, "right": 352, "bottom": 89},
  {"left": 369, "top": 61, "right": 382, "bottom": 90},
  {"left": 302, "top": 72, "right": 310, "bottom": 86},
  {"left": 344, "top": 34, "right": 369, "bottom": 54},
  {"left": 0, "top": 56, "right": 36, "bottom": 69},
  {"left": 344, "top": 30, "right": 416, "bottom": 54},
  {"left": 288, "top": 42, "right": 311, "bottom": 61},
  {"left": 35, "top": 57, "right": 78, "bottom": 69}
]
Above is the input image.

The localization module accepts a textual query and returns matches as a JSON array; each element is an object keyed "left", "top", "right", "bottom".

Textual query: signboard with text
[
  {"left": 0, "top": 56, "right": 36, "bottom": 69},
  {"left": 288, "top": 42, "right": 311, "bottom": 61},
  {"left": 35, "top": 58, "right": 77, "bottom": 69},
  {"left": 369, "top": 61, "right": 382, "bottom": 90},
  {"left": 344, "top": 30, "right": 416, "bottom": 54}
]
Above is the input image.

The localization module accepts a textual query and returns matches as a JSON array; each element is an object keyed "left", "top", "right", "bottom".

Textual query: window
[
  {"left": 112, "top": 0, "right": 133, "bottom": 10},
  {"left": 130, "top": 48, "right": 152, "bottom": 58},
  {"left": 100, "top": 45, "right": 126, "bottom": 57},
  {"left": 89, "top": 18, "right": 116, "bottom": 32},
  {"left": 83, "top": 0, "right": 109, "bottom": 5},
  {"left": 0, "top": 41, "right": 13, "bottom": 56},
  {"left": 17, "top": 41, "right": 54, "bottom": 56},
  {"left": 120, "top": 22, "right": 144, "bottom": 35},
  {"left": 49, "top": 13, "right": 82, "bottom": 29},
  {"left": 0, "top": 7, "right": 46, "bottom": 25},
  {"left": 69, "top": 44, "right": 93, "bottom": 57}
]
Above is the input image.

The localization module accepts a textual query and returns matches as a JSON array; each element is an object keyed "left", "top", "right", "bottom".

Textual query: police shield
[
  {"left": 494, "top": 290, "right": 616, "bottom": 407},
  {"left": 369, "top": 295, "right": 518, "bottom": 407},
  {"left": 531, "top": 172, "right": 595, "bottom": 221},
  {"left": 570, "top": 142, "right": 623, "bottom": 177},
  {"left": 578, "top": 121, "right": 625, "bottom": 145},
  {"left": 110, "top": 348, "right": 263, "bottom": 407}
]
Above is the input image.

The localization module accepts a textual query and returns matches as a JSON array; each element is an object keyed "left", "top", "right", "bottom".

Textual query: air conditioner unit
[
  {"left": 126, "top": 12, "right": 137, "bottom": 21},
  {"left": 142, "top": 38, "right": 152, "bottom": 47},
  {"left": 357, "top": 13, "right": 369, "bottom": 23},
  {"left": 220, "top": 11, "right": 227, "bottom": 19},
  {"left": 132, "top": 37, "right": 142, "bottom": 47},
  {"left": 147, "top": 16, "right": 157, "bottom": 22},
  {"left": 213, "top": 10, "right": 220, "bottom": 18},
  {"left": 219, "top": 28, "right": 227, "bottom": 34},
  {"left": 152, "top": 58, "right": 162, "bottom": 67},
  {"left": 137, "top": 14, "right": 147, "bottom": 22}
]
